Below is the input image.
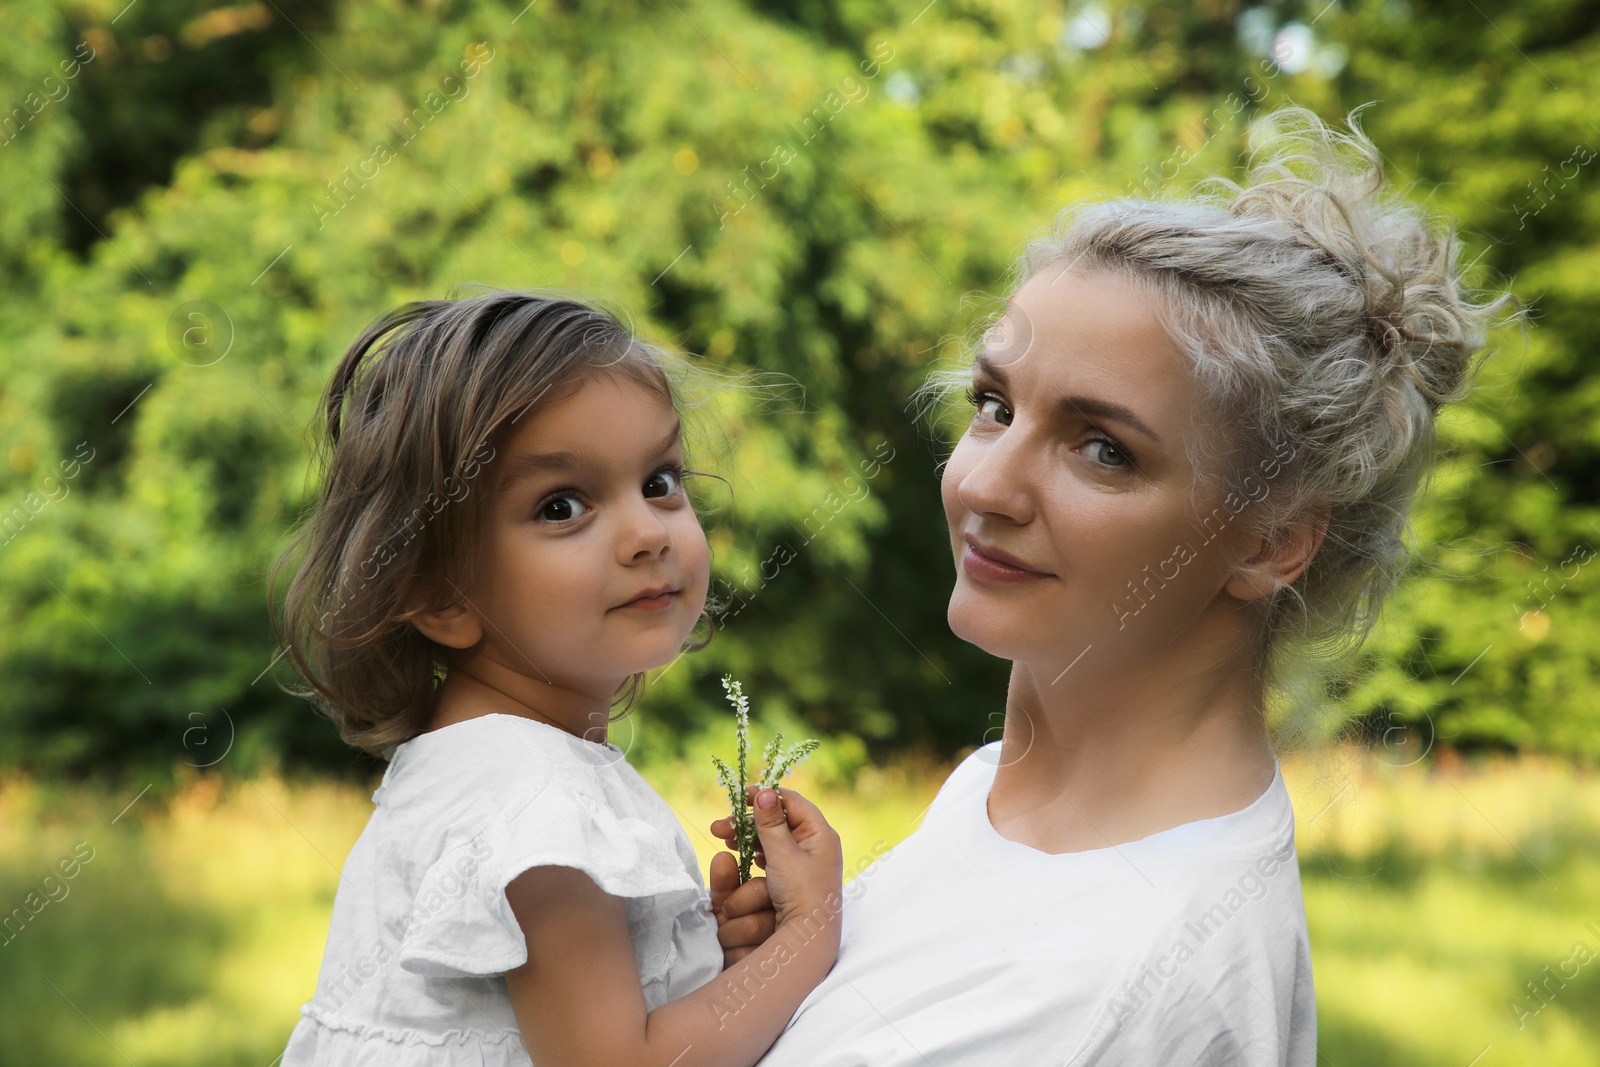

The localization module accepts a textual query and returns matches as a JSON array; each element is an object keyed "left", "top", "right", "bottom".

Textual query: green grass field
[{"left": 1, "top": 747, "right": 1596, "bottom": 1065}]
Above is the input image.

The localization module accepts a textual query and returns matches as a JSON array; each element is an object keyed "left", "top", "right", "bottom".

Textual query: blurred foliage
[{"left": 0, "top": 0, "right": 1596, "bottom": 776}]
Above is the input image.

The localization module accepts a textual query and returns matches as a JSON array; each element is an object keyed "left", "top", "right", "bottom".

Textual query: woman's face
[{"left": 940, "top": 266, "right": 1261, "bottom": 680}]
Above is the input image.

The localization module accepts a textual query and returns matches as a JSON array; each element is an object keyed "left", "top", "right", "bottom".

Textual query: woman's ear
[
  {"left": 1226, "top": 501, "right": 1331, "bottom": 602},
  {"left": 411, "top": 601, "right": 485, "bottom": 650}
]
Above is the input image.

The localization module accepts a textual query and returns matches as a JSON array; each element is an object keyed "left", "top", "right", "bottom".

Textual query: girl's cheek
[
  {"left": 675, "top": 515, "right": 713, "bottom": 588},
  {"left": 686, "top": 536, "right": 714, "bottom": 616},
  {"left": 695, "top": 529, "right": 714, "bottom": 592}
]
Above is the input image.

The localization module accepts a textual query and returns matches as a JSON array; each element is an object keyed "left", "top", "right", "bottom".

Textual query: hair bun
[
  {"left": 1225, "top": 106, "right": 1513, "bottom": 412},
  {"left": 1290, "top": 234, "right": 1405, "bottom": 354}
]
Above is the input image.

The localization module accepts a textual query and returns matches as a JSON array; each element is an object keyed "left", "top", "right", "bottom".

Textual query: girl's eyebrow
[
  {"left": 974, "top": 352, "right": 1162, "bottom": 445},
  {"left": 497, "top": 420, "right": 682, "bottom": 492}
]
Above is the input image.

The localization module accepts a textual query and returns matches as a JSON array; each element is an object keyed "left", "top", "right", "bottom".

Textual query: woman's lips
[{"left": 962, "top": 539, "right": 1051, "bottom": 585}]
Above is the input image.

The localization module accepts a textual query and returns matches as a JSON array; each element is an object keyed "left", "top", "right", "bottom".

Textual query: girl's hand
[
  {"left": 708, "top": 784, "right": 780, "bottom": 966},
  {"left": 736, "top": 786, "right": 842, "bottom": 940},
  {"left": 707, "top": 782, "right": 783, "bottom": 868},
  {"left": 707, "top": 858, "right": 775, "bottom": 967}
]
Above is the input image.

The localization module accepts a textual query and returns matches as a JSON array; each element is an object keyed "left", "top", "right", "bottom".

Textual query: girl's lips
[
  {"left": 962, "top": 541, "right": 1051, "bottom": 585},
  {"left": 618, "top": 590, "right": 676, "bottom": 611}
]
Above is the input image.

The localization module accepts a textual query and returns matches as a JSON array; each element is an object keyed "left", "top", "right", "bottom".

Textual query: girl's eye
[
  {"left": 644, "top": 463, "right": 688, "bottom": 500},
  {"left": 965, "top": 388, "right": 1012, "bottom": 426},
  {"left": 536, "top": 492, "right": 589, "bottom": 524}
]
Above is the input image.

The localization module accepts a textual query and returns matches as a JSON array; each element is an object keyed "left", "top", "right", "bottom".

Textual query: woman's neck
[{"left": 983, "top": 657, "right": 1276, "bottom": 855}]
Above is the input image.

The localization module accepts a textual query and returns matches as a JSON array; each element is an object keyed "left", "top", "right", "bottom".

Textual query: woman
[{"left": 709, "top": 107, "right": 1511, "bottom": 1065}]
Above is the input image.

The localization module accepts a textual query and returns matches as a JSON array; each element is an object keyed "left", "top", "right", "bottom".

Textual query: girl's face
[
  {"left": 457, "top": 371, "right": 710, "bottom": 691},
  {"left": 940, "top": 266, "right": 1260, "bottom": 678}
]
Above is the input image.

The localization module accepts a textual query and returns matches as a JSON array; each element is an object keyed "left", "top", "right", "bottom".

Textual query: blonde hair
[
  {"left": 272, "top": 288, "right": 716, "bottom": 759},
  {"left": 922, "top": 106, "right": 1517, "bottom": 743}
]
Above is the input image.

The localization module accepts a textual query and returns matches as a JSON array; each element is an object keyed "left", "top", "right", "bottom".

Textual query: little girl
[{"left": 275, "top": 289, "right": 843, "bottom": 1066}]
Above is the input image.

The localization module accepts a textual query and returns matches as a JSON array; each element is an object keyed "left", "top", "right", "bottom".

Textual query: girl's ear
[{"left": 411, "top": 602, "right": 485, "bottom": 650}]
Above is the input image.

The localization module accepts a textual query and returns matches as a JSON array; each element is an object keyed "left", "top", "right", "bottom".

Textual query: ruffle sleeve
[{"left": 395, "top": 776, "right": 702, "bottom": 980}]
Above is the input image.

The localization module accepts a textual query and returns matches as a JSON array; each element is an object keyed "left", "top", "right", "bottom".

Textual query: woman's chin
[{"left": 947, "top": 597, "right": 1030, "bottom": 661}]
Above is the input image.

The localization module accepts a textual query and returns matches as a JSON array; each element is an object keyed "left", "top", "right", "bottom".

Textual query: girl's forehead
[
  {"left": 493, "top": 373, "right": 681, "bottom": 473},
  {"left": 520, "top": 372, "right": 674, "bottom": 431}
]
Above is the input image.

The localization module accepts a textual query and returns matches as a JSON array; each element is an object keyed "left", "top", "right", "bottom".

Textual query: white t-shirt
[
  {"left": 757, "top": 742, "right": 1316, "bottom": 1066},
  {"left": 280, "top": 714, "right": 724, "bottom": 1066}
]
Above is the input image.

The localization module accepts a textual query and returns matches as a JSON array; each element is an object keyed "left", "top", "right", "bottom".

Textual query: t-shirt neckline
[
  {"left": 963, "top": 746, "right": 1285, "bottom": 864},
  {"left": 402, "top": 711, "right": 624, "bottom": 755}
]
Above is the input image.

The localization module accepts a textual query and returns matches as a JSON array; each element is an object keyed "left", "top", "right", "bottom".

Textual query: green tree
[{"left": 1, "top": 0, "right": 1596, "bottom": 775}]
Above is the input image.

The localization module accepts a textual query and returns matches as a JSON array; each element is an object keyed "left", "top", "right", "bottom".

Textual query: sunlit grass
[{"left": 1, "top": 747, "right": 1597, "bottom": 1065}]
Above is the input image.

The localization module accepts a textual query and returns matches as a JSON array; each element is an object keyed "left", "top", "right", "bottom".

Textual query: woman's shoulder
[
  {"left": 1126, "top": 761, "right": 1305, "bottom": 924},
  {"left": 1140, "top": 758, "right": 1297, "bottom": 855},
  {"left": 1075, "top": 768, "right": 1315, "bottom": 1064},
  {"left": 920, "top": 741, "right": 1005, "bottom": 821}
]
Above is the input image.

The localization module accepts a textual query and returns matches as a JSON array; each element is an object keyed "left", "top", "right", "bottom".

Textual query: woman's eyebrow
[
  {"left": 1057, "top": 395, "right": 1163, "bottom": 445},
  {"left": 496, "top": 421, "right": 682, "bottom": 492},
  {"left": 974, "top": 352, "right": 1162, "bottom": 445}
]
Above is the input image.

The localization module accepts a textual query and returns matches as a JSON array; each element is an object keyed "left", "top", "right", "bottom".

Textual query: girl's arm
[{"left": 504, "top": 787, "right": 842, "bottom": 1067}]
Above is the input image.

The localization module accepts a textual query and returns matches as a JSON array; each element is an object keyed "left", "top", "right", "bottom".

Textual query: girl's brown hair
[{"left": 272, "top": 287, "right": 712, "bottom": 759}]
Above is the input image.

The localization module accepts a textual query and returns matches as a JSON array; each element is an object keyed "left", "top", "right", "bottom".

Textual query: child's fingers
[
  {"left": 750, "top": 787, "right": 804, "bottom": 864},
  {"left": 708, "top": 852, "right": 739, "bottom": 916},
  {"left": 719, "top": 874, "right": 773, "bottom": 920},
  {"left": 765, "top": 787, "right": 834, "bottom": 850},
  {"left": 714, "top": 783, "right": 803, "bottom": 848}
]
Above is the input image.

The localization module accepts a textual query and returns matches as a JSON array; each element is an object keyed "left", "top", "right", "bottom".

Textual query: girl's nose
[{"left": 621, "top": 499, "right": 673, "bottom": 561}]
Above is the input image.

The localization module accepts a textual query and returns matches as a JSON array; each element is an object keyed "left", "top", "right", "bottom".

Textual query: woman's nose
[{"left": 956, "top": 428, "right": 1037, "bottom": 525}]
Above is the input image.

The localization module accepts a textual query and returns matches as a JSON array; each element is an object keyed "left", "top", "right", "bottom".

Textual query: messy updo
[{"left": 929, "top": 106, "right": 1516, "bottom": 741}]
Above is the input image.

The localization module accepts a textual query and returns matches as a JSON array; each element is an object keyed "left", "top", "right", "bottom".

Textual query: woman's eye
[
  {"left": 536, "top": 493, "right": 589, "bottom": 523},
  {"left": 1087, "top": 437, "right": 1131, "bottom": 468},
  {"left": 644, "top": 464, "right": 687, "bottom": 499},
  {"left": 966, "top": 388, "right": 1012, "bottom": 426}
]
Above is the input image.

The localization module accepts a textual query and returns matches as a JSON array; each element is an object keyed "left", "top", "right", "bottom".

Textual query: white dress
[
  {"left": 281, "top": 713, "right": 724, "bottom": 1066},
  {"left": 756, "top": 741, "right": 1317, "bottom": 1066}
]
